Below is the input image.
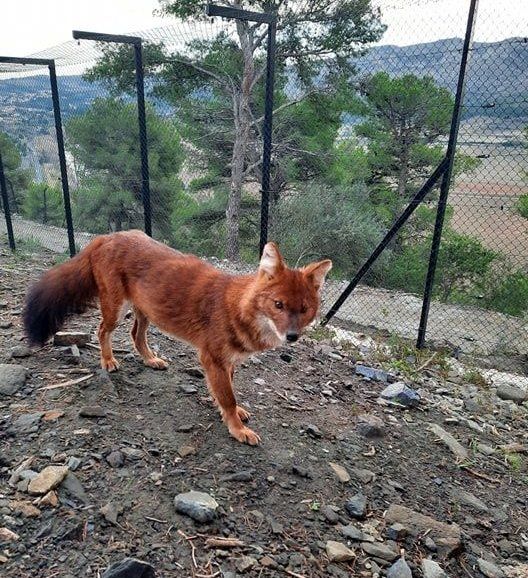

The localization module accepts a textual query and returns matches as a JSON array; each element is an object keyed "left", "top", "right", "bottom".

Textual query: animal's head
[{"left": 253, "top": 242, "right": 332, "bottom": 345}]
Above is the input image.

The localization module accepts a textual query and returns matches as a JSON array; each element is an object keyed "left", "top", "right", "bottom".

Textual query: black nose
[{"left": 286, "top": 332, "right": 299, "bottom": 342}]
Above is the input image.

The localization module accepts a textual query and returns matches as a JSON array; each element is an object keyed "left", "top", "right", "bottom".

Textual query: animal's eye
[
  {"left": 301, "top": 304, "right": 307, "bottom": 314},
  {"left": 274, "top": 300, "right": 284, "bottom": 310}
]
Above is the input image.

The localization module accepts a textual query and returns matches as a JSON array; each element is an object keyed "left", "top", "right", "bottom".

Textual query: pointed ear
[
  {"left": 303, "top": 259, "right": 332, "bottom": 291},
  {"left": 259, "top": 242, "right": 285, "bottom": 278}
]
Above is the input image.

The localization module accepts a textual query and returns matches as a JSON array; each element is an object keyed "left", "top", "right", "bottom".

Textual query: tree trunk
[
  {"left": 397, "top": 156, "right": 409, "bottom": 197},
  {"left": 226, "top": 19, "right": 254, "bottom": 261}
]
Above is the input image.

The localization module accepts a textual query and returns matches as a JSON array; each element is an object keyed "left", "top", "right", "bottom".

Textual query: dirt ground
[{"left": 1, "top": 245, "right": 528, "bottom": 578}]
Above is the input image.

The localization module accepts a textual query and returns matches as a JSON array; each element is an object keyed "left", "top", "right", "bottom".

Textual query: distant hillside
[
  {"left": 357, "top": 37, "right": 528, "bottom": 120},
  {"left": 0, "top": 37, "right": 526, "bottom": 144}
]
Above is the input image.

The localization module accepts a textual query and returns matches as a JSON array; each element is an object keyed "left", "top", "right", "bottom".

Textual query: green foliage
[
  {"left": 482, "top": 268, "right": 528, "bottom": 317},
  {"left": 436, "top": 231, "right": 497, "bottom": 302},
  {"left": 272, "top": 182, "right": 387, "bottom": 279},
  {"left": 66, "top": 98, "right": 184, "bottom": 239},
  {"left": 463, "top": 369, "right": 489, "bottom": 388},
  {"left": 73, "top": 181, "right": 140, "bottom": 234},
  {"left": 354, "top": 72, "right": 477, "bottom": 201},
  {"left": 515, "top": 193, "right": 528, "bottom": 219},
  {"left": 21, "top": 183, "right": 64, "bottom": 226},
  {"left": 385, "top": 229, "right": 497, "bottom": 303},
  {"left": 0, "top": 131, "right": 33, "bottom": 211}
]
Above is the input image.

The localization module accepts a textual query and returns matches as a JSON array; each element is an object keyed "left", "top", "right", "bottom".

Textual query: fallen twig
[
  {"left": 460, "top": 465, "right": 500, "bottom": 484},
  {"left": 417, "top": 351, "right": 437, "bottom": 372},
  {"left": 205, "top": 537, "right": 244, "bottom": 549},
  {"left": 38, "top": 373, "right": 94, "bottom": 390}
]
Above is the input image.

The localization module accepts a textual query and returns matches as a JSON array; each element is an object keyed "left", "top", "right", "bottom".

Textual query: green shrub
[
  {"left": 271, "top": 182, "right": 387, "bottom": 279},
  {"left": 21, "top": 183, "right": 64, "bottom": 226},
  {"left": 516, "top": 193, "right": 528, "bottom": 219}
]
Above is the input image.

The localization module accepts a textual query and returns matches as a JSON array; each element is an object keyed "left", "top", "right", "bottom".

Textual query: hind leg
[
  {"left": 98, "top": 293, "right": 123, "bottom": 372},
  {"left": 131, "top": 308, "right": 168, "bottom": 370}
]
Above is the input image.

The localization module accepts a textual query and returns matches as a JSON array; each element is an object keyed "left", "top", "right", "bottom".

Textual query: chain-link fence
[{"left": 0, "top": 0, "right": 527, "bottom": 370}]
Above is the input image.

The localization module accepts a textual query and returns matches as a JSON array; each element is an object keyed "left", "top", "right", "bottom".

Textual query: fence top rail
[
  {"left": 72, "top": 30, "right": 142, "bottom": 45},
  {"left": 0, "top": 56, "right": 54, "bottom": 67}
]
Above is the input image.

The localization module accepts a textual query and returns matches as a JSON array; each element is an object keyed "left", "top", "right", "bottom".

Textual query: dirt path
[{"left": 0, "top": 246, "right": 527, "bottom": 578}]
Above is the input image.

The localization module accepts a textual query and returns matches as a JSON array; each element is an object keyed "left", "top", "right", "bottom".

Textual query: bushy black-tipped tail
[{"left": 23, "top": 249, "right": 97, "bottom": 346}]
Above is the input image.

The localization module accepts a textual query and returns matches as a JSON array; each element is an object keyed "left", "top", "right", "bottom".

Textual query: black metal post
[
  {"left": 416, "top": 0, "right": 479, "bottom": 349},
  {"left": 206, "top": 4, "right": 277, "bottom": 256},
  {"left": 0, "top": 55, "right": 77, "bottom": 255},
  {"left": 259, "top": 18, "right": 277, "bottom": 256},
  {"left": 323, "top": 159, "right": 448, "bottom": 325},
  {"left": 0, "top": 150, "right": 16, "bottom": 250},
  {"left": 134, "top": 42, "right": 152, "bottom": 237},
  {"left": 49, "top": 61, "right": 76, "bottom": 257},
  {"left": 72, "top": 30, "right": 152, "bottom": 236}
]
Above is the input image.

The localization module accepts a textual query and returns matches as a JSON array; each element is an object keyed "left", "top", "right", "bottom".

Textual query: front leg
[{"left": 200, "top": 351, "right": 260, "bottom": 445}]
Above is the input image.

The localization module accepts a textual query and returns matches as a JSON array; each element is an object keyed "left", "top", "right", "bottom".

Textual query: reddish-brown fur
[{"left": 24, "top": 230, "right": 332, "bottom": 444}]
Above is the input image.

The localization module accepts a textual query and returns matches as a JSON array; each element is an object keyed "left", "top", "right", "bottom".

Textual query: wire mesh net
[{"left": 0, "top": 0, "right": 526, "bottom": 369}]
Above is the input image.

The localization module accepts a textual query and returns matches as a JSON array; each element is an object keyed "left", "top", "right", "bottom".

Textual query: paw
[
  {"left": 236, "top": 405, "right": 251, "bottom": 422},
  {"left": 229, "top": 425, "right": 261, "bottom": 446},
  {"left": 101, "top": 357, "right": 120, "bottom": 372},
  {"left": 145, "top": 357, "right": 169, "bottom": 370}
]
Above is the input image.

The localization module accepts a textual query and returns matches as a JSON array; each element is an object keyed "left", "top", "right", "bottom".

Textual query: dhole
[{"left": 23, "top": 230, "right": 332, "bottom": 445}]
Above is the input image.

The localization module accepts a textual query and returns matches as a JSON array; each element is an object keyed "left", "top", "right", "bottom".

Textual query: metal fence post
[
  {"left": 259, "top": 17, "right": 277, "bottom": 256},
  {"left": 49, "top": 61, "right": 76, "bottom": 257},
  {"left": 416, "top": 0, "right": 479, "bottom": 349},
  {"left": 0, "top": 150, "right": 16, "bottom": 250},
  {"left": 134, "top": 40, "right": 152, "bottom": 237},
  {"left": 72, "top": 31, "right": 152, "bottom": 237}
]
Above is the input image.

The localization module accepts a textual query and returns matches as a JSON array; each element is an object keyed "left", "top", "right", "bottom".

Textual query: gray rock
[
  {"left": 424, "top": 536, "right": 437, "bottom": 552},
  {"left": 386, "top": 523, "right": 407, "bottom": 541},
  {"left": 453, "top": 490, "right": 488, "bottom": 513},
  {"left": 292, "top": 464, "right": 313, "bottom": 479},
  {"left": 477, "top": 559, "right": 505, "bottom": 578},
  {"left": 173, "top": 491, "right": 218, "bottom": 523},
  {"left": 357, "top": 414, "right": 385, "bottom": 438},
  {"left": 341, "top": 524, "right": 374, "bottom": 542},
  {"left": 121, "top": 447, "right": 144, "bottom": 460},
  {"left": 0, "top": 364, "right": 27, "bottom": 395},
  {"left": 380, "top": 382, "right": 421, "bottom": 407},
  {"left": 345, "top": 493, "right": 367, "bottom": 519},
  {"left": 60, "top": 472, "right": 89, "bottom": 503},
  {"left": 422, "top": 559, "right": 448, "bottom": 578},
  {"left": 326, "top": 540, "right": 355, "bottom": 563},
  {"left": 477, "top": 443, "right": 495, "bottom": 456},
  {"left": 10, "top": 346, "right": 30, "bottom": 359},
  {"left": 385, "top": 504, "right": 462, "bottom": 558},
  {"left": 305, "top": 424, "right": 323, "bottom": 438},
  {"left": 219, "top": 470, "right": 254, "bottom": 482},
  {"left": 106, "top": 450, "right": 124, "bottom": 468},
  {"left": 428, "top": 423, "right": 468, "bottom": 461},
  {"left": 321, "top": 505, "right": 339, "bottom": 524},
  {"left": 350, "top": 467, "right": 375, "bottom": 484},
  {"left": 177, "top": 383, "right": 198, "bottom": 394},
  {"left": 53, "top": 331, "right": 91, "bottom": 347},
  {"left": 100, "top": 502, "right": 122, "bottom": 525},
  {"left": 355, "top": 364, "right": 390, "bottom": 382},
  {"left": 236, "top": 556, "right": 257, "bottom": 573},
  {"left": 361, "top": 541, "right": 398, "bottom": 561},
  {"left": 387, "top": 558, "right": 413, "bottom": 578},
  {"left": 79, "top": 405, "right": 107, "bottom": 418},
  {"left": 496, "top": 384, "right": 527, "bottom": 403},
  {"left": 67, "top": 457, "right": 81, "bottom": 471},
  {"left": 101, "top": 558, "right": 155, "bottom": 578},
  {"left": 10, "top": 412, "right": 44, "bottom": 433}
]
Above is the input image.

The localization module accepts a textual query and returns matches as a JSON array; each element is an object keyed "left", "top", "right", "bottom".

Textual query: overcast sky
[{"left": 0, "top": 0, "right": 525, "bottom": 56}]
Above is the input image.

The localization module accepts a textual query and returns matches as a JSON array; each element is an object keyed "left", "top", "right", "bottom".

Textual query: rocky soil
[{"left": 1, "top": 245, "right": 528, "bottom": 578}]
